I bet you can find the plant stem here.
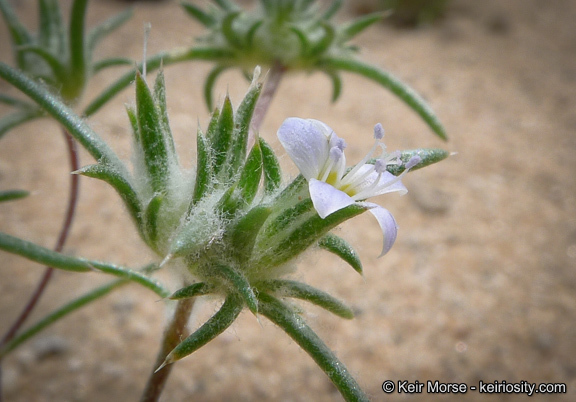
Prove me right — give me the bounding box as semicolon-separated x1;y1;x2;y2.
140;298;195;402
248;61;286;147
0;128;79;402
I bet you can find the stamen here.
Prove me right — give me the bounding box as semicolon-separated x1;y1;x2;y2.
319;146;343;182
373;123;385;140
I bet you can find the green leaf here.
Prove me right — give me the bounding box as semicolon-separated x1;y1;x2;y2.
0;93;36;109
236;141;263;205
382;148;450;176
221;12;243;49
318;234;362;275
214;0;240;12
67;0;89;98
257;293;369;401
324;70;342;102
135;71;171;193
290;26;310;55
230;205;272;263
18;45;66;80
191;129;213;206
0;109;43;140
181;2;216;27
204;65;229;111
245;20;263;50
227;79;262;175
0;189;29;203
211;264;258;314
0;279;128;359
0;0;33;68
257;280;354;319
75;163;143;231
211;95;234;176
88;8;133;54
259;137;281;195
310;22;335;56
323;57;447;140
153;69;176;155
0;232;169;297
168;282;215;300
144;194;164;247
262;204;366;269
83;47;235;116
160;294;242;368
340;12;385;41
38;0;65;54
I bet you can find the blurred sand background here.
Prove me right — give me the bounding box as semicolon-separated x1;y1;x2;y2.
1;0;575;400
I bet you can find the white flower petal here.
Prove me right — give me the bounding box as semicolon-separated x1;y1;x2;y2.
277;118;331;180
358;202;398;257
309;179;355;219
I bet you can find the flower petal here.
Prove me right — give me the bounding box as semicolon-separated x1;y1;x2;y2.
309;179;355;219
358;202;398;257
277;118;331;180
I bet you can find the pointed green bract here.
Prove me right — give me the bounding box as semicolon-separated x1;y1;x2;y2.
153;69;176;155
76;163;142;231
144;194;164;247
135;72;171;194
318;234;362;275
211;95;234;176
162;294;242;365
0;189;29;203
169;282;215;300
236;141;263;205
230;205;272;263
259;137;281;195
210;264;258;314
192;130;212;206
382;148;450;176
257;280;354;319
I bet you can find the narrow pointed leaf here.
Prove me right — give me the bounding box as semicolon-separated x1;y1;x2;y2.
191;130;212;205
228;81;262;174
230;205;272;262
204;65;229;111
290;26;309;55
168;282;215;300
258;293;369;401
181;2;216;27
340;12;385;40
259;137;281;195
0;0;33;69
38;0;64;53
323;57;447;140
68;0;89;95
325;70;342;102
0;279;128;359
83;47;235;116
0;94;36;109
212;264;258;314
18;45;66;79
144;194;164;246
221;12;243;49
153;69;176;155
135;72;170;193
237;141;263;204
0;189;29;203
162;294;242;366
245;20;263;49
257;280;354;319
381;148;450;176
310;23;334;56
0;232;169;297
0;63;122;165
88;8;133;53
212;96;234;176
76;163;142;230
318;234;362;275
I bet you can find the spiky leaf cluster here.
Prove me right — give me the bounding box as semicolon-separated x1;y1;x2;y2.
0;0;133;137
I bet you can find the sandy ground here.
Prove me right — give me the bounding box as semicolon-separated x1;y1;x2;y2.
1;0;575;400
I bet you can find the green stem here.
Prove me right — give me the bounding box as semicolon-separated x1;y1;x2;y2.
140;298;195;402
258;293;369;402
83;47;234;117
0;280;128;359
